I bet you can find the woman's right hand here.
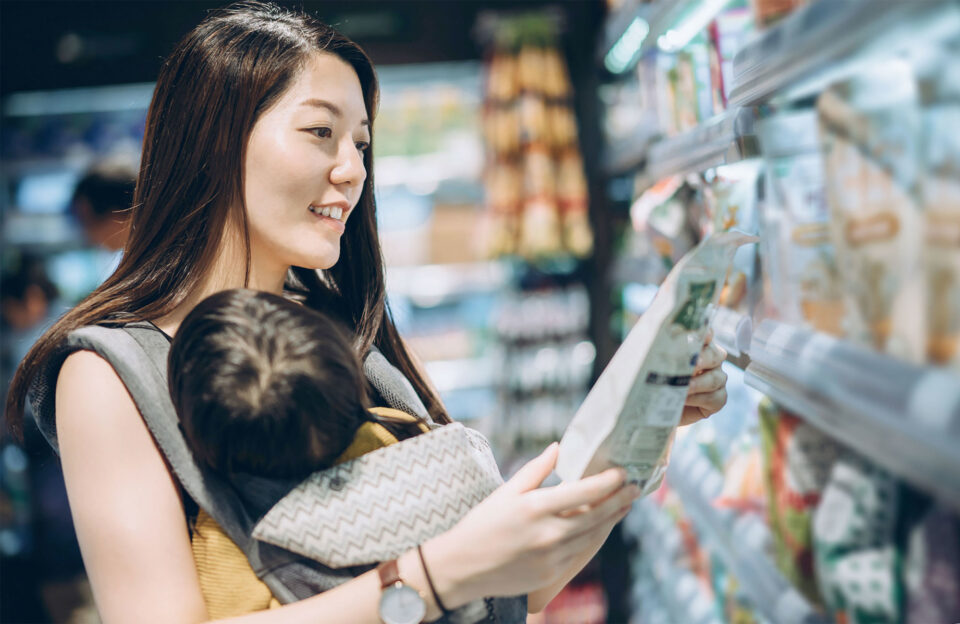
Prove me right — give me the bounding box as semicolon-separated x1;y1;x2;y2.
422;442;640;607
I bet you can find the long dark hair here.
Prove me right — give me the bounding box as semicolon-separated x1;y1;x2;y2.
5;1;450;437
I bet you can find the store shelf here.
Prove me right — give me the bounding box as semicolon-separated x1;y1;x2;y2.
597;0;681;73
603;124;660;176
386;261;509;306
423;356;498;393
598;0;646;67
666;443;830;624
631;0;682;58
2;212;87;251
600;0;739;75
710;306;752;359
630;500;725;624
744;319;960;513
729;0;960;106
639;107;758;189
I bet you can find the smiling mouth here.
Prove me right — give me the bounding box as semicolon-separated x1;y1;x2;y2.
309;205;346;221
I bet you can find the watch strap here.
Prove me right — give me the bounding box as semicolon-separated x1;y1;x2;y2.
377;559;401;590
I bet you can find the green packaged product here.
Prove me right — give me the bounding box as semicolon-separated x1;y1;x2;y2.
812;456;903;624
758;398;838;608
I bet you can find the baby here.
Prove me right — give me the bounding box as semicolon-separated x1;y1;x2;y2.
168;288;424;482
167;288;508;621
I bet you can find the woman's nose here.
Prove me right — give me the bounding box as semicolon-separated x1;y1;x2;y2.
329;141;366;188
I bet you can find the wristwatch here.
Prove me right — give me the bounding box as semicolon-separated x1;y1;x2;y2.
377;559;427;624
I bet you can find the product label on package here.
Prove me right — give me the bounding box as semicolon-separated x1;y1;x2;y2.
611;425;674;471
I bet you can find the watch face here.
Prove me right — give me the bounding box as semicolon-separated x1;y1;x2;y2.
379;583;426;624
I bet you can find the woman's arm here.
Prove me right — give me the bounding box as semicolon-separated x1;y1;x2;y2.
57;351;210;623
57;352;639;624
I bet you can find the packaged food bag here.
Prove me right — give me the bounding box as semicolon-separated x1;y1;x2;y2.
556;231;757;489
918;45;960;368
813;455;904;624
758;398;840;608
817;63;925;362
757;110;844;335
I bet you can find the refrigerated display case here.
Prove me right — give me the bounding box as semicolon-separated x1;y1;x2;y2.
597;0;960;622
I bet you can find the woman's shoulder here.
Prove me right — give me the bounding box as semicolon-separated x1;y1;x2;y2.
30;322;171;453
57;349;141;435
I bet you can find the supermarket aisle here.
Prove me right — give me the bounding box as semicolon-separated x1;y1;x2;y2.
1;0;959;622
600;0;960;622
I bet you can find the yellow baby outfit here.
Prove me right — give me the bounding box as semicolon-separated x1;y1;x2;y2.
190;407;428;618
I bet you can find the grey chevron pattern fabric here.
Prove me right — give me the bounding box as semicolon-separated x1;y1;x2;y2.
252;423;503;568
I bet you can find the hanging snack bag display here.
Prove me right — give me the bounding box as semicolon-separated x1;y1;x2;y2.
918;45;960;369
757;110;844;335
817;63;925;362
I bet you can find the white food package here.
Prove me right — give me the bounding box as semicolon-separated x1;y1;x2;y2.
556;230;757;492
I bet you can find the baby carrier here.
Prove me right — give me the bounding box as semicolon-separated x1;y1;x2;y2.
29;322;527;622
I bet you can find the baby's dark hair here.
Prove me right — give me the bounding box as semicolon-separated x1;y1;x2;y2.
168;288;372;480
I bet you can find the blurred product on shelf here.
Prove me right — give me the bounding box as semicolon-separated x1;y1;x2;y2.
557;231;755;489
757;398;839;608
539;581;608;624
756;110;843;335
703;161;760;310
709;557;757;624
714;429;764;516
812;456;904;624
918;43;960;369
748;0;807;29
810;451;960;624
630;175;701;269
817;62;925;363
481;12;592;260
811;450;960;624
599;69;656;158
709;5;753;106
493;283;592;465
627;160;760;315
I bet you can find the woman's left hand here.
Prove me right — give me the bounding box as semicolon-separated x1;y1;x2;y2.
681;328;728;426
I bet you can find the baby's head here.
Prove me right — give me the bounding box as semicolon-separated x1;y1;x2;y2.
168;288;372;480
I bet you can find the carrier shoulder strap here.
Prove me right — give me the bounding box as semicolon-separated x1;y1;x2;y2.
28;323;264;563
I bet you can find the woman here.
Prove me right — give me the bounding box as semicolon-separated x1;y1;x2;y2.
5;2;729;622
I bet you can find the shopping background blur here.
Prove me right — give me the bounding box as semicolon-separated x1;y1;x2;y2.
2;1;959;623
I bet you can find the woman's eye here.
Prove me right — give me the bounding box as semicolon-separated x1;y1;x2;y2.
355;141;370;153
308;127;333;138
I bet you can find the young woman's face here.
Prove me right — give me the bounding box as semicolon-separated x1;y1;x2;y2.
243;53;370;274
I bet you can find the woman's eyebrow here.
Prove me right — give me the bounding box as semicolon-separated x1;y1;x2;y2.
299;98;370;127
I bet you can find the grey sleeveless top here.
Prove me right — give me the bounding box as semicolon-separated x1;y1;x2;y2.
28;322;527;622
